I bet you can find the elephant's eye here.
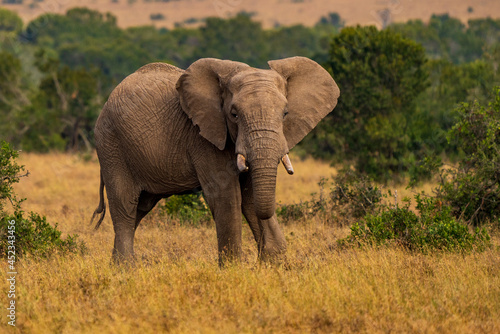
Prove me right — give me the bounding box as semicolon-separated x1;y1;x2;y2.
231;110;238;119
283;111;289;119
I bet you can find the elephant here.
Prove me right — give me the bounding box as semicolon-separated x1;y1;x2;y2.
91;56;339;264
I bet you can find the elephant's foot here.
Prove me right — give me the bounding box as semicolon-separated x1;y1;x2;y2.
217;244;242;267
258;239;287;264
111;231;136;266
111;248;137;268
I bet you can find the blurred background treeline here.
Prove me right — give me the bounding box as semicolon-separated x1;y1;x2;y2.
1;7;500;182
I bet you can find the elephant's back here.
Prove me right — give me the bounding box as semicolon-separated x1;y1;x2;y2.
95;62;200;190
97;62;187;139
106;62;184;116
135;62;183;75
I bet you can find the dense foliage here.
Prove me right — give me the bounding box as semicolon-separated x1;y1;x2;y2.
338;195;491;253
414;87;500;225
0;141;24;212
276;169;491;253
1;209;84;258
159;193;212;226
0;141;85;257
304;26;429;181
1;8;500;181
333;89;500;251
390;14;500;64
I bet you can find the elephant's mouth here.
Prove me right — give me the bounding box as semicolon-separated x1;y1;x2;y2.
236;153;294;175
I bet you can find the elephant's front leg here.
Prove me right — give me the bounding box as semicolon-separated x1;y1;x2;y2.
196;160;243;265
240;174;287;262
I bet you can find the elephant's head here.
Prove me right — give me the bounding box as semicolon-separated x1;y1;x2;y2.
176;57;339;219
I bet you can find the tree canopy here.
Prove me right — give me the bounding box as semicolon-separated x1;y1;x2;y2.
1;7;500;181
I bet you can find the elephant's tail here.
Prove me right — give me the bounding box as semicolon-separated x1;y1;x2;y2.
90;170;106;230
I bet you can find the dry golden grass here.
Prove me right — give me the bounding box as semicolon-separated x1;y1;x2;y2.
276;154;337;204
1;152;499;333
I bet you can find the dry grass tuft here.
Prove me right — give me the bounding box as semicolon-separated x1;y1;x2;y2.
1;152;499;333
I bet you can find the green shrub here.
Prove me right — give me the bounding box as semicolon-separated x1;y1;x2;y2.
0;141;24;212
0;211;85;258
159;193;212;226
330;169;383;224
277;171;383;226
276;199;324;224
275;201;309;223
412;87;500;225
439;87;500;224
339;194;491;253
0;140;85;258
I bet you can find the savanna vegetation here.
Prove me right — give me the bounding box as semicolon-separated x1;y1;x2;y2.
1;6;500;333
1;7;500;176
0;152;498;333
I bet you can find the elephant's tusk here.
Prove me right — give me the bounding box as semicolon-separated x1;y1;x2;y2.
237;154;249;172
281;154;294;175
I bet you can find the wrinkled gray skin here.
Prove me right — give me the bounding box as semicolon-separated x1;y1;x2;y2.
92;57;339;264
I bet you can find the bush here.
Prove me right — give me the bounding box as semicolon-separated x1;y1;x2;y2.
0;141;24;212
276;199;324;224
338;194;491;253
413;87;500;225
0;210;85;257
275;201;310;223
276;171;383;226
440;87;500;224
330;169;383;224
0;141;85;257
159;193;212;226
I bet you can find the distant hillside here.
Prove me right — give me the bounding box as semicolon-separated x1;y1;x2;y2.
2;0;500;29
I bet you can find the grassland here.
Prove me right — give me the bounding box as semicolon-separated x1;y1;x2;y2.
1;153;499;333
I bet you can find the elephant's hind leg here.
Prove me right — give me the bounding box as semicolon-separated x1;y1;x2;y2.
104;177;142;263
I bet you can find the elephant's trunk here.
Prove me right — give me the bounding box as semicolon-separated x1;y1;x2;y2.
251;165;278;220
246;133;283;220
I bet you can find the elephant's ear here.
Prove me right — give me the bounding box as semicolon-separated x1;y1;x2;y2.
268;56;340;150
176;58;250;150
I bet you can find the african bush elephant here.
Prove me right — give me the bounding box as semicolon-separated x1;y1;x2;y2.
91;57;339;264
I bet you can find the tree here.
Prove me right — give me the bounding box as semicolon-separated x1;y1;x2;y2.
267;25;322;61
304;26;429;181
389;19;444;60
468;18;500;49
316;12;344;29
0;51;30;144
58;37;151;81
0;8;23;35
24;8;121;46
408;53;500;161
16;50;103;152
389;15;496;64
195;13;269;68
